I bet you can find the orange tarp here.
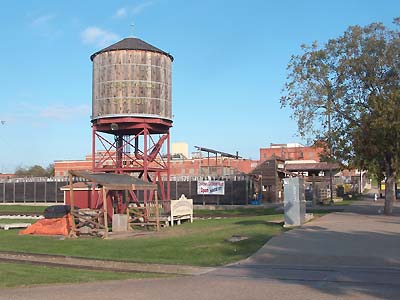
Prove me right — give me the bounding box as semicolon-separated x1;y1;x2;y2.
19;214;73;236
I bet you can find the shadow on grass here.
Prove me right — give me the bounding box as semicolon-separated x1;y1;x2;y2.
194;207;279;217
234;220;284;227
234;220;270;226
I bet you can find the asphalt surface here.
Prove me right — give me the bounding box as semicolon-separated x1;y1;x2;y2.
1;197;400;300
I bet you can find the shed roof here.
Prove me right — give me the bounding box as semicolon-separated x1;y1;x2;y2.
90;37;174;61
69;171;157;191
60;182;95;191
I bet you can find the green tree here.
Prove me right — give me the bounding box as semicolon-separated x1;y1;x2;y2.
281;18;400;214
14;164;54;178
46;163;55;177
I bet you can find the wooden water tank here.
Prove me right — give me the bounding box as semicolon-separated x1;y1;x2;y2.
91;38;173;121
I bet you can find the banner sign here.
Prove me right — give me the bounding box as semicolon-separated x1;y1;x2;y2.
197;181;225;195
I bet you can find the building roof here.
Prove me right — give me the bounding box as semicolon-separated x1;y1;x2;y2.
285;162;340;172
90;37;174;61
249;158;286;175
195;146;241;159
69;170;157;190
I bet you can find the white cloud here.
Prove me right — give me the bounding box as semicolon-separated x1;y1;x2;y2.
131;2;154;15
112;2;154;19
29;13;61;38
3;102;90;125
114;7;127;18
81;26;120;47
30;14;55;27
40;104;90;120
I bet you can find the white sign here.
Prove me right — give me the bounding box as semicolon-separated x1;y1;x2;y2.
197;181;225;195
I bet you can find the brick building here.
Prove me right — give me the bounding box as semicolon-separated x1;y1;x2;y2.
0;173;16;179
260;143;325;162
54;154;258;177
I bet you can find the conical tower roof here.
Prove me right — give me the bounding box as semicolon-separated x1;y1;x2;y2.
90;37;173;61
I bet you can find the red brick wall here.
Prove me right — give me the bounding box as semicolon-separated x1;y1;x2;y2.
260;146;325;162
54;161;92;176
55;157;259;177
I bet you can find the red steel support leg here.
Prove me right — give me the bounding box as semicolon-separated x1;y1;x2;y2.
143;127;148;205
91;125;97;208
115;135;123;173
167;130;171;200
92;126;96;171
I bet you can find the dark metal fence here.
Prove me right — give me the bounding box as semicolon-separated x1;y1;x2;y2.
168;175;253;205
0;175;254;205
0;177;84;204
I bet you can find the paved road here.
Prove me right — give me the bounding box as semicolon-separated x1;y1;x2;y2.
2;198;400;300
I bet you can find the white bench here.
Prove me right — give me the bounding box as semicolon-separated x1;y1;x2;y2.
168;195;193;227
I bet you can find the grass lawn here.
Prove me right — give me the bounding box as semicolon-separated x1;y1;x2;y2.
0;262;161;288
0;218;37;224
0;205;48;214
0;214;285;267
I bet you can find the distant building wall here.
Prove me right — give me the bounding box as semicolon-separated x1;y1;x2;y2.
54;155;258;177
260;143;325;162
171;142;189;159
170;158;258;177
0;174;16;179
54;160;92;177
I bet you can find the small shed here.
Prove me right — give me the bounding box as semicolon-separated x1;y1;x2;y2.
250;158;287;203
66;171;158;238
61;182;99;209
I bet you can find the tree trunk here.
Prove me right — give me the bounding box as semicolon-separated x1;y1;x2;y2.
312;174;317;208
384;172;396;215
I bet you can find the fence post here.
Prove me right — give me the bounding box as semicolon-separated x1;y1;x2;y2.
175;180;178;199
245;177;249;205
23;179;26;203
34;181;36;203
13;181;16;203
44;180;47;203
55;181;58;203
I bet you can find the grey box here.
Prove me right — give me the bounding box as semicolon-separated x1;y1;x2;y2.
112;214;129;232
283;177;306;227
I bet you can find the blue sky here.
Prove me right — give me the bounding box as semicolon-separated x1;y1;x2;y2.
0;0;398;173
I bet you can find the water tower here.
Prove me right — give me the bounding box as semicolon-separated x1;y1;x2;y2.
90;37;173;206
